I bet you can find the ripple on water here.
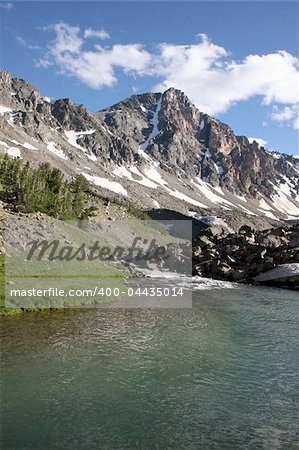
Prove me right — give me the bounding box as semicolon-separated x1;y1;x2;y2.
1;285;298;449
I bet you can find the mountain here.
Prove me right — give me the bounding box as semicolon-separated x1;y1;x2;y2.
0;69;298;229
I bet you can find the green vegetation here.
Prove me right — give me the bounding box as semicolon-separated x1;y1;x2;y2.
0;155;97;220
0;254;23;315
0;154;151;221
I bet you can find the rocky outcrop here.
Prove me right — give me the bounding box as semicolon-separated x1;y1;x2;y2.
192;224;299;288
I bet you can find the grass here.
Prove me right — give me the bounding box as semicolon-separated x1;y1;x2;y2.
0;254;23;316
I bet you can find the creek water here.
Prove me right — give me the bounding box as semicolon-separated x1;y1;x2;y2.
1;283;298;449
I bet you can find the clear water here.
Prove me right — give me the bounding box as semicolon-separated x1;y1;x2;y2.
1;284;298;449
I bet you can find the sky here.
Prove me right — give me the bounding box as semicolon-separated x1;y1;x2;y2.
0;1;298;155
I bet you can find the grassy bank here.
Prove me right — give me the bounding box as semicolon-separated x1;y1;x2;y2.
0;254;23;316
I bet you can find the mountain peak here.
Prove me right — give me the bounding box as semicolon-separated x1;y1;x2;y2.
0;71;298;222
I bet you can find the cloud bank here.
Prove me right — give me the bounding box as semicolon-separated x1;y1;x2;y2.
31;22;299;128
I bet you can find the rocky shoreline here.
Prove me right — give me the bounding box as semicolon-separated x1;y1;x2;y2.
192;223;299;289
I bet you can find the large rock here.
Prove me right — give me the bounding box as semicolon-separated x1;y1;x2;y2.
254;263;299;288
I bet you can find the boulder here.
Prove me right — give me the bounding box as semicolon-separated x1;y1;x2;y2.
254;263;299;288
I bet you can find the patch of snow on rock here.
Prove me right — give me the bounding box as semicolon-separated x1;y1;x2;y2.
191;178;235;208
113;165;158;189
0;106;12;115
258;198;273;211
65;129;95;150
143;165;168;187
214;162;225;175
168;190;207;208
272;183;299;217
188;212;233;232
22;142;38;150
82;173;128;196
7;147;21;158
139;94;162;151
46;142;68;160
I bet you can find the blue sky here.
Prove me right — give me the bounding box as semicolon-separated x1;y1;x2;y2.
0;1;298;155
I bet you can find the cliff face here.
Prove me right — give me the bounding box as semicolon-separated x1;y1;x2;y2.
0;69;298;226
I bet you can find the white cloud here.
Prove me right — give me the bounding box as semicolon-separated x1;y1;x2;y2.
16;36;41;50
84;28;110;40
46;22;83;54
37;22;151;88
153;42;299;115
248;137;268;148
0;2;14;10
36;24;299;122
271;104;299;129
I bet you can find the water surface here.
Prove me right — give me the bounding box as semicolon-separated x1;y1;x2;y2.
1;284;298;449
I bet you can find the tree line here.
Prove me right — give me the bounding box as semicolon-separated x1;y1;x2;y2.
0;154;97;220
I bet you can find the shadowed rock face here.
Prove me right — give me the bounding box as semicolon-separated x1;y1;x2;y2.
0;70;298;222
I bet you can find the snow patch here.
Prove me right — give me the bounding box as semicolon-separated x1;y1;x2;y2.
6;147;21;158
22;142;38;150
140;94;162;151
191;178;235;208
46;142;68;160
272;184;299;217
0;140;9;148
82;173;128;196
237;204;257;216
258;198;273;211
168;190;207;208
214;162;225;175
65;129;96;160
10;139;22;146
0;106;12;115
65;129;95;150
113;165;158;189
143;165;168;187
258;209;278;220
236;194;247;203
188;212;233;232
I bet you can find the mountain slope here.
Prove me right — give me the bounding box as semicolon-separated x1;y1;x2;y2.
0;69;298;227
